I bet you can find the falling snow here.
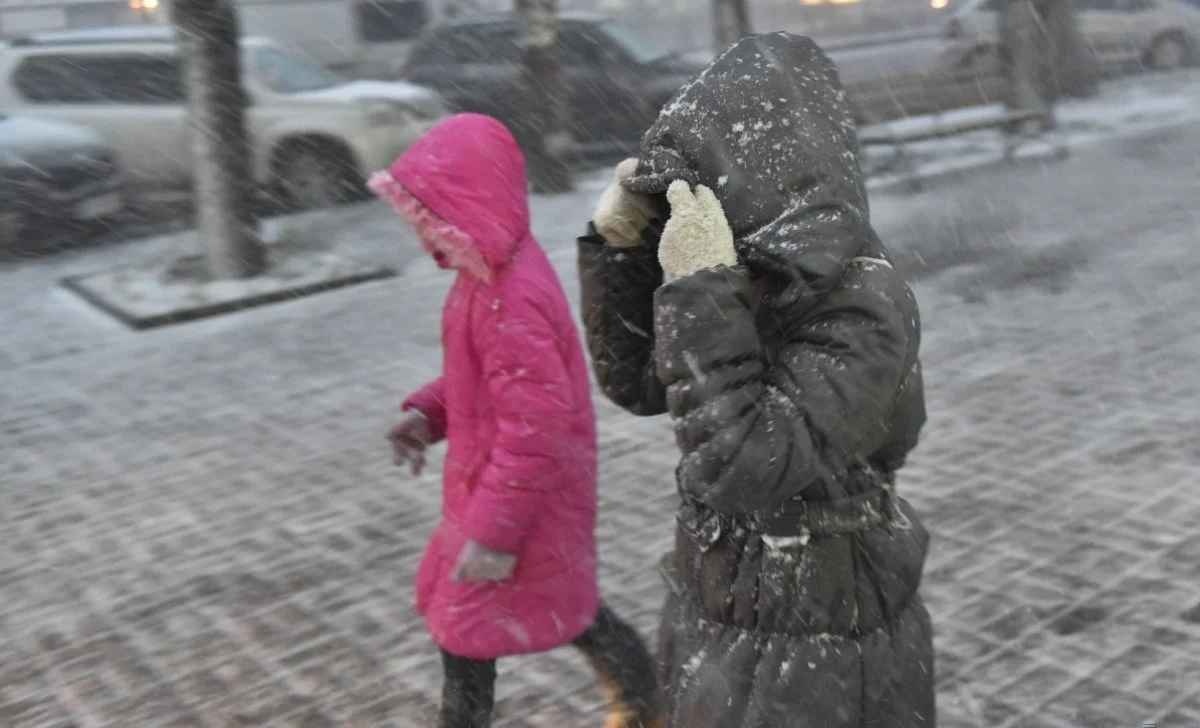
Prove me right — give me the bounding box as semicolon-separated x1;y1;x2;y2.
1;4;1199;727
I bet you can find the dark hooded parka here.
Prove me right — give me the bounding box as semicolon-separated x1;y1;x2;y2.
578;33;934;727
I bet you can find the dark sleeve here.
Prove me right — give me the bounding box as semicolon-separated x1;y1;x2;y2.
577;222;668;416
653;263;919;514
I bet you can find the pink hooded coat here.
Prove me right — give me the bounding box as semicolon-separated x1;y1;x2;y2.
373;114;600;660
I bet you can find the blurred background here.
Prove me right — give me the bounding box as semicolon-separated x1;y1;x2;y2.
3;1;1200;727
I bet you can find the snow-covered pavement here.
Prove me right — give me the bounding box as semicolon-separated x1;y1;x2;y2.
2;75;1200;727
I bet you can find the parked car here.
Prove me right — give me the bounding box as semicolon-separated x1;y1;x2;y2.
0;113;123;251
0;27;447;210
944;0;1200;71
829;37;1004;123
402;13;706;156
0;0;435;79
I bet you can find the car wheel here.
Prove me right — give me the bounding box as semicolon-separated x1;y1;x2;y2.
1149;34;1189;70
278;146;359;211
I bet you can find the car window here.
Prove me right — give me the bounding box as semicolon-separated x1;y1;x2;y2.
560;28;615;68
252;46;343;93
410;27;519;67
355;0;428;44
472;28;521;64
14;53;184;104
407;32;457;67
13;56;91;104
597;22;660;65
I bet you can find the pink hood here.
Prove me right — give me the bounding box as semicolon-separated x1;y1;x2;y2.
370;114;531;279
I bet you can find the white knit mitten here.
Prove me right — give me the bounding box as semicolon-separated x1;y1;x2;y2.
592;158;657;248
658;181;737;280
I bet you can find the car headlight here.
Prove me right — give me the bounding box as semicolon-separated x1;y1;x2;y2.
364;101;415;127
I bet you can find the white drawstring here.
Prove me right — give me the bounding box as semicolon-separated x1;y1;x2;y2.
848;256;894;270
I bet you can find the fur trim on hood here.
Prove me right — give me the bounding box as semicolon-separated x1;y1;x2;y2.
372;113;532;281
369;170;492;282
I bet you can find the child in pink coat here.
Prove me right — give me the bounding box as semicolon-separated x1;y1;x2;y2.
372;114;661;728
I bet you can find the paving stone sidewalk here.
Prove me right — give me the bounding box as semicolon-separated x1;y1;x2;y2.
3;124;1200;728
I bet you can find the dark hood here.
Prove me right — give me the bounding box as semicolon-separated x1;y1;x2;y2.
626;32;878;308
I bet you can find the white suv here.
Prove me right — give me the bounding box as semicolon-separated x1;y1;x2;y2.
0;27;447;209
945;0;1200;71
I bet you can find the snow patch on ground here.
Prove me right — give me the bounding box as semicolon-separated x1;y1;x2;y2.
62;229;394;328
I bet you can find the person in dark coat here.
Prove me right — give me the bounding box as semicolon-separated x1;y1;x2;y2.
577;33;935;727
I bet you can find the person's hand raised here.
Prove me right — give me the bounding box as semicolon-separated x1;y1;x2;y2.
658;180;737;281
593;158;658;248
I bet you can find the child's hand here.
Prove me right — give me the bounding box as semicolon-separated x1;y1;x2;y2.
453;540;517;583
388;412;433;476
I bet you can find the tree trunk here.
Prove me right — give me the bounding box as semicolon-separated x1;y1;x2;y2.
712;0;752;52
174;0;265;279
1039;0;1099;99
1000;0;1049;132
514;0;573;194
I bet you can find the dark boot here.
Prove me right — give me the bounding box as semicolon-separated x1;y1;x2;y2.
574;604;665;728
439;650;497;728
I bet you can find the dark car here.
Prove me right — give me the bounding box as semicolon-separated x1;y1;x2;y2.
401;13;705;156
0;113;124;252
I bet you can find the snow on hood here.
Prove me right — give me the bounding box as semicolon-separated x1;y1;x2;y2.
0;115;107;158
626;32;882;310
